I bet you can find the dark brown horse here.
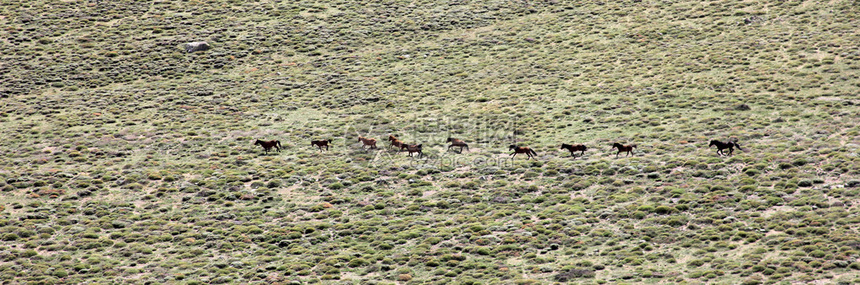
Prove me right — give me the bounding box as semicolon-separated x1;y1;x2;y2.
560;143;587;158
404;144;423;157
358;136;377;150
254;139;281;153
447;137;469;153
311;139;333;151
388;135;406;151
509;145;538;160
611;143;636;157
709;140;744;156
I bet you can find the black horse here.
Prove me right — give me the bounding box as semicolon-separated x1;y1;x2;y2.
709;140;744;156
560;143;587;158
311;139;333;151
254;139;282;153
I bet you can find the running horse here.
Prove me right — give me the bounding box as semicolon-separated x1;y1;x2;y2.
610;143;636;157
509;145;538;160
709;139;744;156
560;143;587;158
254;139;282;153
446;137;469;153
388;135;406;151
358;136;378;150
404;144;423;158
311;139;333;152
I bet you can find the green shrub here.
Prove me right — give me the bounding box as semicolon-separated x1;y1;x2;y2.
348;258;369;267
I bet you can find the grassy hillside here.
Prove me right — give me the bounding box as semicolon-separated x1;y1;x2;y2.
1;0;859;284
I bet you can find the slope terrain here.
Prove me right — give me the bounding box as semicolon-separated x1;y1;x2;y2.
1;0;859;284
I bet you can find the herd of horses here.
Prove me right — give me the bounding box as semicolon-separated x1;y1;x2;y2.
254;136;745;159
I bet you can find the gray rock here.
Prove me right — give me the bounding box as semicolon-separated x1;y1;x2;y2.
184;41;210;53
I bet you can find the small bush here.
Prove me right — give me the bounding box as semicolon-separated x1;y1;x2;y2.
348;258;369;267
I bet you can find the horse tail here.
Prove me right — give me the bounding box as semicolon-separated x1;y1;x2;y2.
734;142;744;151
277;141;282;148
529;149;538;157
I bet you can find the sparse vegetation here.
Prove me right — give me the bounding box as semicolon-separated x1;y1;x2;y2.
0;0;858;283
